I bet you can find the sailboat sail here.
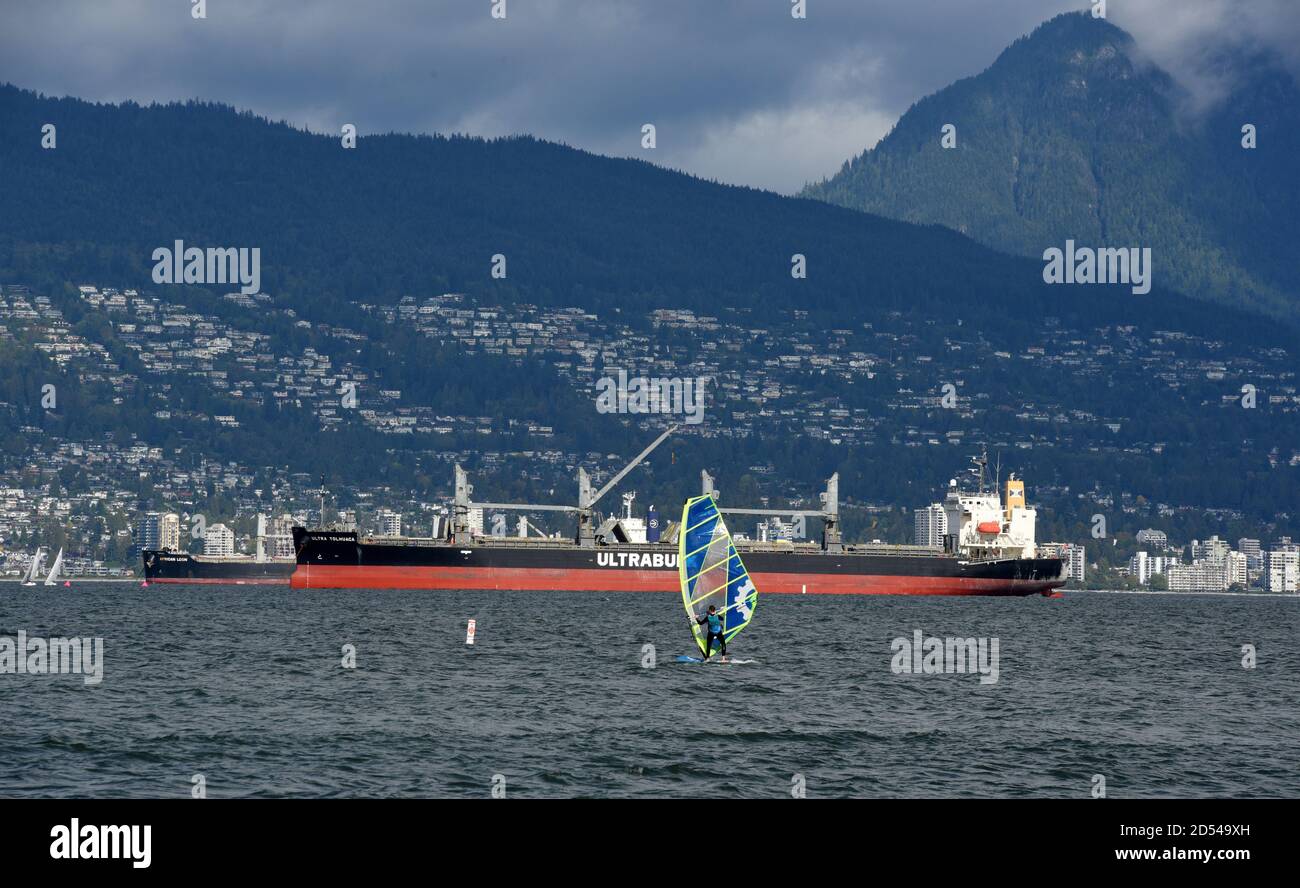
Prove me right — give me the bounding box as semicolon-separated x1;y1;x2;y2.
678;495;757;654
44;548;64;585
23;548;44;584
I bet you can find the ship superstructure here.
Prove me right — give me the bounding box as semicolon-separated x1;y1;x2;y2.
943;452;1039;560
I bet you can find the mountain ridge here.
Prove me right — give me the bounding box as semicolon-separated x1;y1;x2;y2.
2;75;1275;344
803;12;1300;322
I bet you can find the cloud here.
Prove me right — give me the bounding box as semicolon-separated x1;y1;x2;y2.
1110;0;1300;113
0;1;1295;192
644;102;897;195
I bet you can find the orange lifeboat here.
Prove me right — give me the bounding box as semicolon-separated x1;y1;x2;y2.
976;521;1001;534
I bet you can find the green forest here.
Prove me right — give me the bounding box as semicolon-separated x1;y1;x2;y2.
804;12;1300;323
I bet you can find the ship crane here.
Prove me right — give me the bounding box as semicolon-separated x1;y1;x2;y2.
449;425;842;552
701;469;842;553
452;424;678;546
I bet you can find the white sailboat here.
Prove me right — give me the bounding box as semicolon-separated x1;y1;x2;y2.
43;548;64;586
21;548;44;586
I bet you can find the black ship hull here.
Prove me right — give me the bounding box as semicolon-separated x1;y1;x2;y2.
142;550;295;585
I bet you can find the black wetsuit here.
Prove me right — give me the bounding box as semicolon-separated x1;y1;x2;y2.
696;613;728;658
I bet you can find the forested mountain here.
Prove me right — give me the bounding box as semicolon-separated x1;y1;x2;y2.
0;74;1297;554
803;13;1300;322
0;77;1273;343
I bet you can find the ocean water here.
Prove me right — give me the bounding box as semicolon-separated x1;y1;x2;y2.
1;584;1297;798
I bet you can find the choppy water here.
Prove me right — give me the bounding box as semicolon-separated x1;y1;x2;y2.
1;584;1297;798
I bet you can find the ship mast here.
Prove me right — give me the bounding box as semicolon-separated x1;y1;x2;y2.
971;448;989;494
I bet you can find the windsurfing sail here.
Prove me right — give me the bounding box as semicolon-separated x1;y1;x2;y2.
679;495;757;654
22;548;43;585
44;548;64;586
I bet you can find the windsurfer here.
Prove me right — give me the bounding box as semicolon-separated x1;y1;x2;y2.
694;605;728;660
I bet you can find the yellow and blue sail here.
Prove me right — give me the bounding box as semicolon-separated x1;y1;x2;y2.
679;494;757;654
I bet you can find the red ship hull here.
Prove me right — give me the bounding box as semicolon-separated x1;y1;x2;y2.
291;563;1062;596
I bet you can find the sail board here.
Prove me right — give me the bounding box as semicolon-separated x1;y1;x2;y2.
22;548;44;585
44;548;64;586
679;494;757;655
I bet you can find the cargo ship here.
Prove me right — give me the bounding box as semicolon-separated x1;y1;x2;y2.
142;515;295;585
292;529;1063;595
292;434;1065;596
142;550;295;584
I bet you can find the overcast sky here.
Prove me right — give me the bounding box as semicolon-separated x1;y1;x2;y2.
2;0;1297;193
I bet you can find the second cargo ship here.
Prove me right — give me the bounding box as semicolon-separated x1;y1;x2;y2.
143;515;295;584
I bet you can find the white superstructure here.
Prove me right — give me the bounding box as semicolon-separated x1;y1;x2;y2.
941;456;1038;560
619;492;648;544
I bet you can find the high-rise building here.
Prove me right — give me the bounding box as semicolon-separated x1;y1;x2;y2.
159;513;181;552
1129;551;1152;585
1067;546;1085;583
133;512;162;554
1225;551;1248;588
1237;538;1262;570
1264;550;1299;593
1191;536;1230;563
203;523;236;557
1166;560;1230;593
913;504;947;548
376;509;402;537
